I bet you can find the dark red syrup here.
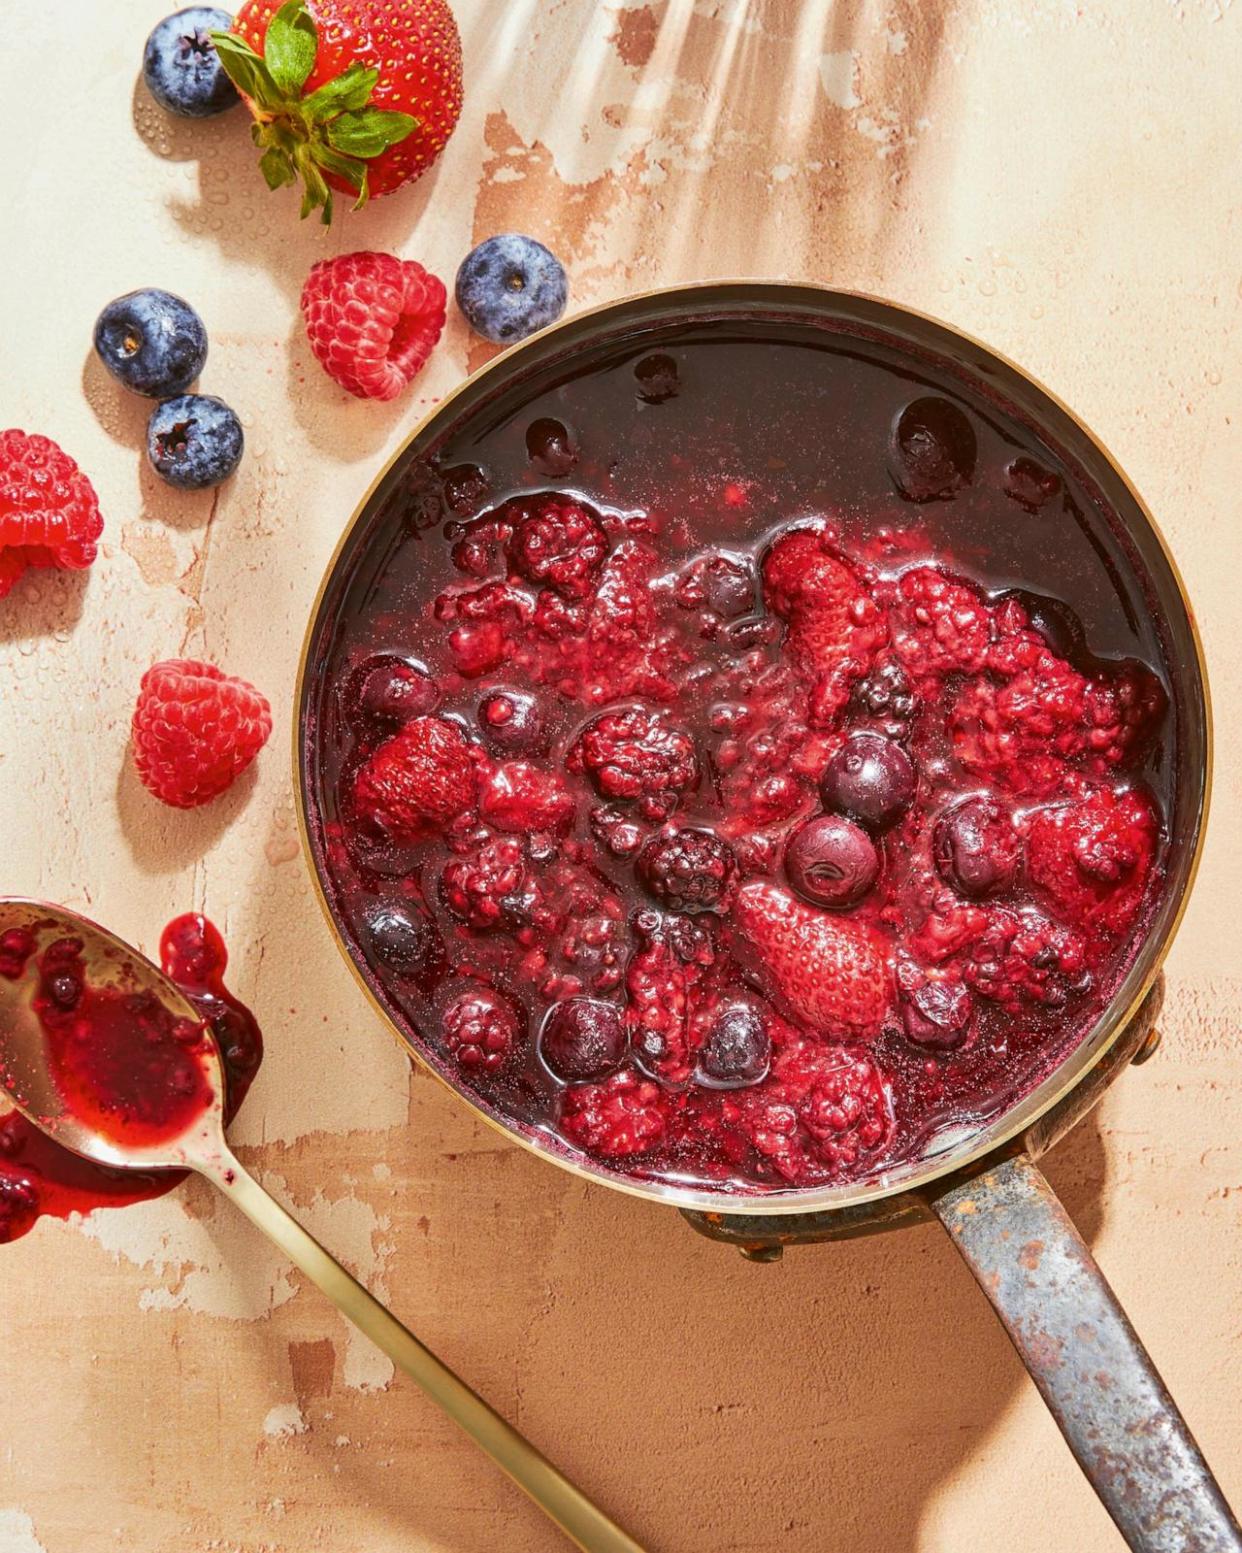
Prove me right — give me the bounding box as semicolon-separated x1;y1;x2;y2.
0;916;262;1243
303;318;1174;1195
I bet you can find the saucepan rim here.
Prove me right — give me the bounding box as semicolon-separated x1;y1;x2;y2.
292;280;1211;1218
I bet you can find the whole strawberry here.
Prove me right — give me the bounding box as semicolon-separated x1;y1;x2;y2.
301;252;445;400
0;430;104;600
133;659;272;808
730;879;890;1038
214;0;462;223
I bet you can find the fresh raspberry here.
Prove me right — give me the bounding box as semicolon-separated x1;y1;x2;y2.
0;430;104;600
1027;785;1157;941
301;252;446;402
441;837;534;930
884;566;992;684
353;715;476;840
637;828;738;914
728;1040;893;1184
479;762;575;835
504;493;609;599
761;528;885;720
442;988;519;1072
568;706;699;821
729;880;890;1038
131;659;272;809
560;1068;671;1159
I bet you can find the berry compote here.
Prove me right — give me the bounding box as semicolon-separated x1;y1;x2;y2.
0;916;262;1242
304;316;1173;1196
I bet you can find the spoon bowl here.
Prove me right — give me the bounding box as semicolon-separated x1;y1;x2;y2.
0;898;229;1173
0;896;642;1553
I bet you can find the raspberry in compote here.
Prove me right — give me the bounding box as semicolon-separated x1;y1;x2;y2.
307;319;1173;1195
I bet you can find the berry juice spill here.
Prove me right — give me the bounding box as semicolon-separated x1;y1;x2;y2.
303;319;1175;1195
0;916;262;1243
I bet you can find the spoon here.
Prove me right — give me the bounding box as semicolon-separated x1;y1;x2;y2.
0;899;642;1553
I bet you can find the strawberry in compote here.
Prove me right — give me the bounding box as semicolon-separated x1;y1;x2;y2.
305;322;1172;1194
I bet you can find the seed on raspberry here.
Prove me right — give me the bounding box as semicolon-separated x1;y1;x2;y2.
784;814;879;910
698;1002;771;1088
504;492;609;599
442;988;520;1073
540;998;627;1081
888;396;977;502
301;252;447;402
569;706;699;821
637;828;737;914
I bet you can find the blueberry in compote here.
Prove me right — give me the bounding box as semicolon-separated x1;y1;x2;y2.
477;688;547;755
889;396;977;502
356;656;440;726
698;1002;771;1088
934;796;1021;899
900;975;974;1051
359;901;438;976
540;998;627;1081
784;814;879;910
634;352;679;403
525;417;577;476
820;733;916;832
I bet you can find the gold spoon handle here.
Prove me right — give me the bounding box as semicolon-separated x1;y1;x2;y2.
203;1149;644;1553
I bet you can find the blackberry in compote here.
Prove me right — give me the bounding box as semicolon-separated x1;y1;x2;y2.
306;317;1173;1195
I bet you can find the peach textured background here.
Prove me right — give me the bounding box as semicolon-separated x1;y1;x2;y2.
1;2;1240;1550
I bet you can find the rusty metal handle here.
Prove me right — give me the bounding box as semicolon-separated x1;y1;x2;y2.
933;1155;1241;1552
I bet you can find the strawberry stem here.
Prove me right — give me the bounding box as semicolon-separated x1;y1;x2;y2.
210;0;418;224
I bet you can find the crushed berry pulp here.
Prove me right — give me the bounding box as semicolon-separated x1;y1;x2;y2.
304;318;1174;1195
0;916;262;1243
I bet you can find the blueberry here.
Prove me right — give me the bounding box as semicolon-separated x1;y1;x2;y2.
698;1002;771;1088
888;396;977;502
143;8;240;118
540;998;626;1081
355;656;440;726
933;796;1020;899
359;901;435;976
525;417;577;476
477;688;547;755
784;814;879;910
147;394;243;490
900;977;973;1051
455;235;569;345
94;289;208;398
820;733;916;832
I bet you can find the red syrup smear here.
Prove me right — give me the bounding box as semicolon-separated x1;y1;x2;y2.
0;916;262;1244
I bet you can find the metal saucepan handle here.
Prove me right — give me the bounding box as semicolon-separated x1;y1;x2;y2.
932;1155;1241;1552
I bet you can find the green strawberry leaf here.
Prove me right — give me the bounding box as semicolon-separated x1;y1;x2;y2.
259;146;297;191
264;0;318;97
310;142;367;194
325;107;417;159
301;62;379;121
210;32;283;113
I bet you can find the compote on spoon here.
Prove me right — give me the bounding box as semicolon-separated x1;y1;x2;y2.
0;898;641;1553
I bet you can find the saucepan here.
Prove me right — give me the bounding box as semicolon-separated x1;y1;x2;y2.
294;283;1238;1551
